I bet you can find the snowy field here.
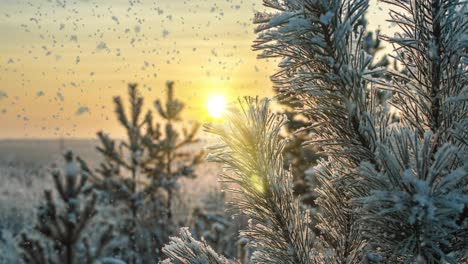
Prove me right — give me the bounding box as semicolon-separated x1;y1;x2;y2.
0;139;222;262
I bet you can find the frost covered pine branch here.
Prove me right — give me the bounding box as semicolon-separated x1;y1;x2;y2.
356;0;468;261
253;0;391;261
205;97;315;264
163;97;316;263
252;0;467;262
162;227;234;264
357;128;468;262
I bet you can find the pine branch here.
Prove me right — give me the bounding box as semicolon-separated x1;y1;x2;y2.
253;1;392;260
363;1;468;261
162;228;235;264
357;128;468;262
382;0;468;141
205;97;315;264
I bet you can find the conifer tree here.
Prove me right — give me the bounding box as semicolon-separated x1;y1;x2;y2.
358;0;468;261
163;0;467;263
18;151;114;264
81;82;203;262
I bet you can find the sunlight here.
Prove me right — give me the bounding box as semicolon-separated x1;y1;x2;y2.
249;174;265;194
206;95;226;119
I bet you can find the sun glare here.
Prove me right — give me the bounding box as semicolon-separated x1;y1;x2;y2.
207;95;226;119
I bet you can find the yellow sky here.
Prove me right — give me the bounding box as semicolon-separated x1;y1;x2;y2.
0;0;392;139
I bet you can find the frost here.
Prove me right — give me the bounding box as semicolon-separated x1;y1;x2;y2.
278;17;310;33
268;12;297;27
65;161;79;178
97;258;126;264
319;11;334;25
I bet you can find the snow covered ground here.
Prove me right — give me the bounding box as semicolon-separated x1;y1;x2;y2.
0;139;222;262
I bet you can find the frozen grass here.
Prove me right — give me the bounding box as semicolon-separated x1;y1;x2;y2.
0;139;224;262
0;162;51;234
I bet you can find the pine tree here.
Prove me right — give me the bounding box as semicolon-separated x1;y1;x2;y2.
163;0;467;263
80;82;203;262
357;0;468;261
18;151;114;264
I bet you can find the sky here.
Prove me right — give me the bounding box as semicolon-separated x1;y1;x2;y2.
0;0;392;139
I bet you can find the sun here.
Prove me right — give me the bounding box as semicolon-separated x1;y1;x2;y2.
206;95;226;119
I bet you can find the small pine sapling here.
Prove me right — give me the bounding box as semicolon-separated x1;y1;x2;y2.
82;82;203;261
18;151;114;264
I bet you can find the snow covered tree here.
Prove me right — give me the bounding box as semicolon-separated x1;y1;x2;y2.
357;0;468;261
163;0;467;263
18;151;114;264
80;82;203;262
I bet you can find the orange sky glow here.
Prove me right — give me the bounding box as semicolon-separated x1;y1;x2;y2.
0;0;391;139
